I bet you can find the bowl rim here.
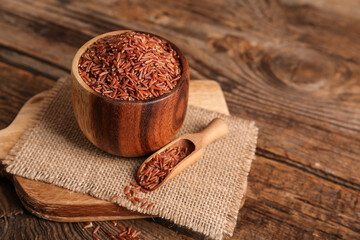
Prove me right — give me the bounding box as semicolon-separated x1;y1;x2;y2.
71;30;189;105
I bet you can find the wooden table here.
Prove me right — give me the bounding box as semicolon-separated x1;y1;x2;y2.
0;0;359;239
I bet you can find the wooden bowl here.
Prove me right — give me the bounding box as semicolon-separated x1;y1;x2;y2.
71;30;190;157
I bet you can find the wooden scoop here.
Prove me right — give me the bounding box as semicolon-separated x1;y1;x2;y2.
137;118;228;191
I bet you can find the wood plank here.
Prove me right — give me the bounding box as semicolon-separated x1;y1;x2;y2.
0;178;23;218
0;214;190;240
236;156;360;239
0;62;54;129
0;44;68;80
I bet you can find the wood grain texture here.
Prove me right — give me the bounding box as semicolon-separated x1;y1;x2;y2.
13;176;149;222
0;178;23;218
71;30;190;157
0;0;359;239
137;118;228;191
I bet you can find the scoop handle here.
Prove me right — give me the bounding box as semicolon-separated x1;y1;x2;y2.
198;118;228;146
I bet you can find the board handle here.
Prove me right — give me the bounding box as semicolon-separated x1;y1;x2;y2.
198;118;228;146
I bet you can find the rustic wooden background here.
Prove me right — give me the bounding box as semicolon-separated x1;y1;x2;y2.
0;0;359;239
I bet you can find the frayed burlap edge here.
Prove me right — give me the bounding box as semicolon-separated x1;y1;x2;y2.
2;77;67;167
224;123;258;239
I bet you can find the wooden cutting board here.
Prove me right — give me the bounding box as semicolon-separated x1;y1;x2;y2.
0;80;241;222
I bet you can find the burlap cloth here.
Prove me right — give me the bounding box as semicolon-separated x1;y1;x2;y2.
3;77;258;239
